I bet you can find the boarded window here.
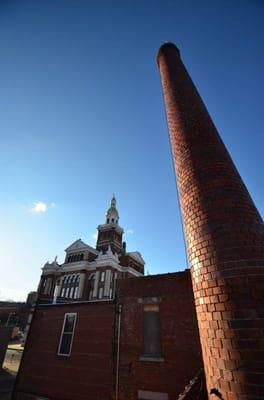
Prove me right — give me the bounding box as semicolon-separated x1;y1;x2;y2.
138;390;168;400
142;305;161;357
58;313;77;356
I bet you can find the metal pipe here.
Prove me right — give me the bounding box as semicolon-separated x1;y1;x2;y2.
115;304;122;400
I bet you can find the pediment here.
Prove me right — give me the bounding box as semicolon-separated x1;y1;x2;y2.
65;239;97;254
127;251;145;265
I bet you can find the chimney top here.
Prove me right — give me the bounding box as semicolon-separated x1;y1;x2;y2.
157;42;180;65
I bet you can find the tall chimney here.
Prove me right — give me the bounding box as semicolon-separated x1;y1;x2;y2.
157;42;264;399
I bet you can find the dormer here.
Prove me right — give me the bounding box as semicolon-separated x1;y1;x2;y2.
64;239;98;263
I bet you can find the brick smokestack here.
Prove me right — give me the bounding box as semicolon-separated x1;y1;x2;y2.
157;42;264;399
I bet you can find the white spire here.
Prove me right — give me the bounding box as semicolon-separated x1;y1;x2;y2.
105;195;119;225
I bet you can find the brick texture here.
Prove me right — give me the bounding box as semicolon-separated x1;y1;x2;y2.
12;272;202;400
13;302;115;400
157;42;264;399
116;272;202;400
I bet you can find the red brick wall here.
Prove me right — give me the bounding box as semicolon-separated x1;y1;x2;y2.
157;42;264;399
13;302;115;400
116;272;202;400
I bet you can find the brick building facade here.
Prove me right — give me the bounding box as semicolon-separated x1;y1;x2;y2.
13;272;203;400
12;43;263;400
116;273;203;400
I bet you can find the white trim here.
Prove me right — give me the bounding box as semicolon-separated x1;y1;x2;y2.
39;298;113;307
43;259;143;277
60;261;93;272
57;312;77;357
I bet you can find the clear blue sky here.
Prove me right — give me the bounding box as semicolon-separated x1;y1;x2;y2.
0;0;263;301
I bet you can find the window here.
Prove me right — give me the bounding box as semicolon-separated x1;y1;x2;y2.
58;313;77;356
42;278;47;289
142;305;162;359
100;271;105;282
138;390;168;400
109;287;113;299
89;274;95;300
98;287;103;299
59;274;80;300
73;287;78;299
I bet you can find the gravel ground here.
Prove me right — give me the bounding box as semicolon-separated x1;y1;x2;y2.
0;347;23;400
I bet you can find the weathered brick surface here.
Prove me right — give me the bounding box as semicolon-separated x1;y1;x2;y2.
157;42;264;399
116;272;202;400
13;272;202;400
13;302;115;400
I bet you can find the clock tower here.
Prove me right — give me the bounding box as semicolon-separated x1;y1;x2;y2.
96;196;124;254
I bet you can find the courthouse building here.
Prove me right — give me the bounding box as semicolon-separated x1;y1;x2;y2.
13;197;204;400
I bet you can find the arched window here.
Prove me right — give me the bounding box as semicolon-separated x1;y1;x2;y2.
59;272;82;301
89;274;95;300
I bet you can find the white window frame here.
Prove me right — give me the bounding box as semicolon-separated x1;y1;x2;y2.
57;312;77;357
100;271;105;282
98;287;103;299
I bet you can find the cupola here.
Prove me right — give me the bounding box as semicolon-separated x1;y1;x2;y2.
105;195;119;225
